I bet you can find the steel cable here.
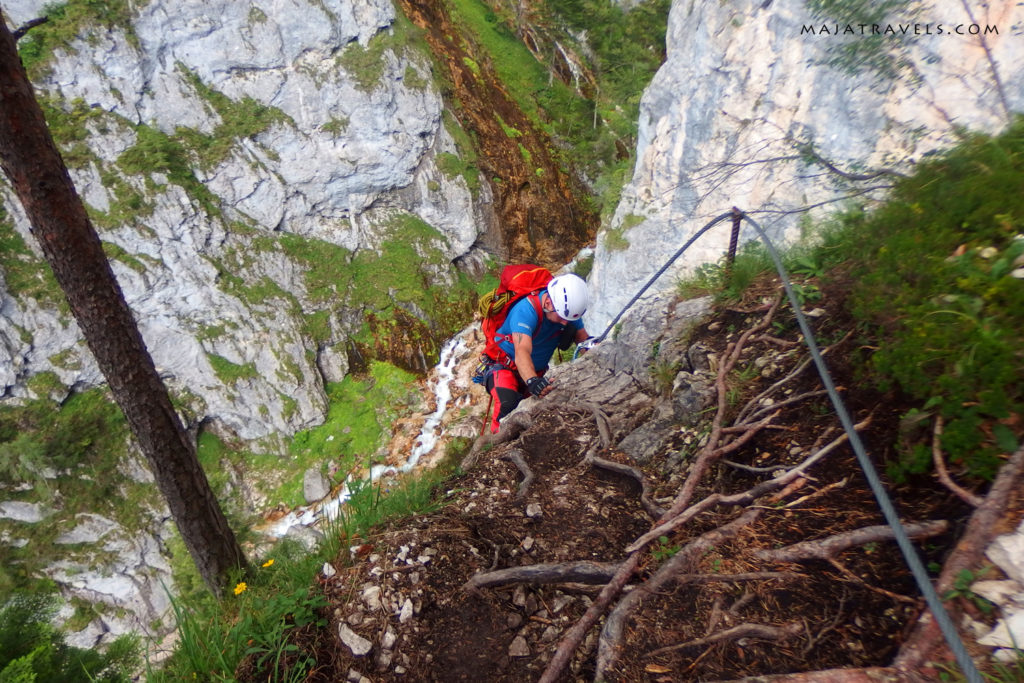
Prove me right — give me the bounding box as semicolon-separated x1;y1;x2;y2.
590;209;983;682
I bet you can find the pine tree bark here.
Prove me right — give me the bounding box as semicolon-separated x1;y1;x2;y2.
0;15;248;595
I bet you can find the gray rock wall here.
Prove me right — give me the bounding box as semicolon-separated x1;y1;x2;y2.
588;0;1024;333
0;0;490;441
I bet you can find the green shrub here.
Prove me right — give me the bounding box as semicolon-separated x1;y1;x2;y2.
0;591;139;682
833;122;1024;479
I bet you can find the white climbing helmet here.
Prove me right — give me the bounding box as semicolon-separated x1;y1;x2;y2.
546;273;589;321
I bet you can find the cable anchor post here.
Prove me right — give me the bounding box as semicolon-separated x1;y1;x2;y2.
724;206;743;280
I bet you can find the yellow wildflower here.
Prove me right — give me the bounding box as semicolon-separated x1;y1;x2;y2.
233;582;247;595
262;558;275;568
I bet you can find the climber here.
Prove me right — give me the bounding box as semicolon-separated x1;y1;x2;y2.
483;273;591;433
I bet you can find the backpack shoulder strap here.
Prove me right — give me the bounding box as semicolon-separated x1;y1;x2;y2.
527;292;544;332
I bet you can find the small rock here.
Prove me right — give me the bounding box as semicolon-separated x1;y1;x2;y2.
552;596;573;614
540;625;560;643
521;536;535;552
526;503;543;518
410;571;420;585
381;626;398;650
525;594;539;615
338;624;373;656
507;613;524;629
395;665;407;675
399;598;414;623
417;554;432;564
512;585;528;607
302;468;331;503
322;562;337;578
347;611;365;626
509;635;531;657
361;585;382;611
978;611;1024;648
376;650;393;671
971;579;1023;608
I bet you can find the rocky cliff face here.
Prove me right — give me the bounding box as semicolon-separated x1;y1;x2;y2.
588;0;1024;332
1;0;488;442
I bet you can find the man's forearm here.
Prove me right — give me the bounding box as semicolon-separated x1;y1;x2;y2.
515;348;538;381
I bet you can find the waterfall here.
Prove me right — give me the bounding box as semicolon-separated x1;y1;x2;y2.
262;327;474;538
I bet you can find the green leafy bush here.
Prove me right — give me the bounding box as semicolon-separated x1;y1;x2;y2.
0;591;139;682
823;120;1024;479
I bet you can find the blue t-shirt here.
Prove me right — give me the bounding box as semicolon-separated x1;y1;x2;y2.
495;293;583;371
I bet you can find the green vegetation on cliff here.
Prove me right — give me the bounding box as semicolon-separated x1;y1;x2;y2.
683;118;1024;482
445;0;670;218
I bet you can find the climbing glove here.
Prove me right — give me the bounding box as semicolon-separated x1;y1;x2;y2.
526;376;550;397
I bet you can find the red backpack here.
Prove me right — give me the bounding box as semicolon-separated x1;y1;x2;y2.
478;264;552;362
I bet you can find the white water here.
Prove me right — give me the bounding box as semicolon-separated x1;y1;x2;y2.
263;329;473;538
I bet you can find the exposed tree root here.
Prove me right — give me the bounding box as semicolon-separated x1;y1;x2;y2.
461;409;537;469
676;571;804;587
725;668;929;682
931;416;984;508
626;422;867;554
895;442;1024;672
826;558;919;605
587;455;665;519
645;621;803;659
570;401;613;448
596;509;763;679
463;560;622;591
754;520;949;563
500;449;533;500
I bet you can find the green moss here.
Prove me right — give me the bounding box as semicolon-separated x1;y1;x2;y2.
35;97;106;169
207;353;259;385
338;34;393;92
276;233;353;304
47;348;82;371
322;117;350;137
0;388;145;592
602;224;630;251
117;124;219;217
517;143;532;164
403;64;429;90
196;323;236;343
303;311;333;346
436;152;480;195
287;361;418;474
17;0;144;78
26;371;66;399
101;241;148;273
177;67;294;169
336;11;429;92
494;113;522;138
0;206;62;307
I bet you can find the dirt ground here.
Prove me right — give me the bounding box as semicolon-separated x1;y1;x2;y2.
245;282;1023;682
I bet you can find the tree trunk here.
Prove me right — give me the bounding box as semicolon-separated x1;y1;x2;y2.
0;14;248;595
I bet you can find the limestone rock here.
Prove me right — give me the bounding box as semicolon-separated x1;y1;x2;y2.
338;624;373;657
303;469;332;504
588;0;1024;333
508;635;531;657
